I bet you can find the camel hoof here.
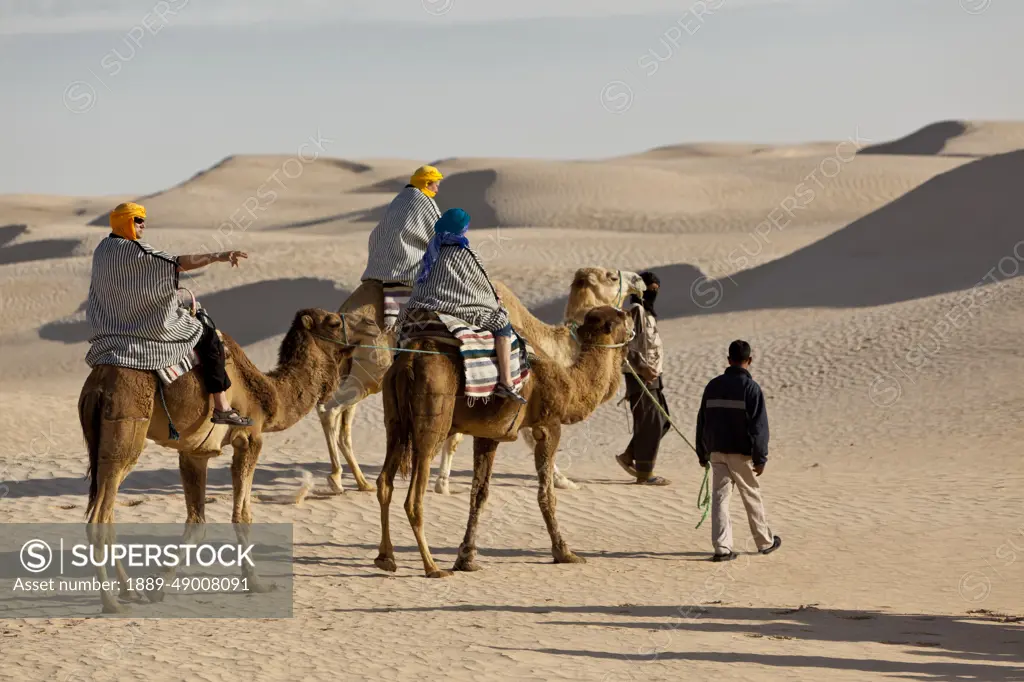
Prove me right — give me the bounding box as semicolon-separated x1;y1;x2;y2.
357;482;377;493
554;475;580;490
434;477;450;495
118;589;145;604
427;569;454;578
144;586;166;603
326;476;345;495
374;555;398;573
453;559;483;572
555;552;586;565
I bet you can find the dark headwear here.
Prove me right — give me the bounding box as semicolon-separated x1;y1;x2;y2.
416;208;471;285
634;270;660;318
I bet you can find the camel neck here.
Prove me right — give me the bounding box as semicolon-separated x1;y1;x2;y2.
264;337;340;432
564;345;625;421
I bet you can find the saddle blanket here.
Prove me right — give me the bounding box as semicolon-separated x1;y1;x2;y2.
156;349;199;386
399;310;532;402
382;283;413;328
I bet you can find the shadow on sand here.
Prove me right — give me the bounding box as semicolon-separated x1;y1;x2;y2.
647;150;1024;320
330;602;1023;680
0;224;81;266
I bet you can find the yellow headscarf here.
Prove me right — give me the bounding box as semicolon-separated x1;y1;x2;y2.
409;165;443;198
109;202;146;240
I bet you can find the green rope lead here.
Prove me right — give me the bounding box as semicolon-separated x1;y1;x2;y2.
623;359;711;529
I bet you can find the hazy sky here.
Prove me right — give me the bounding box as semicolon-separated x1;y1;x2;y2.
2;0;1021;195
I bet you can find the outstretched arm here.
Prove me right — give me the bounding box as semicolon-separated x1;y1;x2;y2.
177;251;247;272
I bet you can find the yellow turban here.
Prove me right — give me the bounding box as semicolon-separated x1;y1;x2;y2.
109;202;146;240
409;165;443;197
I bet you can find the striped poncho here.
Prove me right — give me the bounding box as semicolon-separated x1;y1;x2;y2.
402;244;509;332
360;186;441;285
85;235;204;371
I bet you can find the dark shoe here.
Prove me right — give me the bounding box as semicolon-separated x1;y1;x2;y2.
615;453;638;477
494;382;527;405
760;535;782;555
211;408;253;427
711;551;736;562
635;475;671;486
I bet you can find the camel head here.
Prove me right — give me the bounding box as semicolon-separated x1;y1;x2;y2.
279;308;354;364
564;268;646;323
574;305;633;349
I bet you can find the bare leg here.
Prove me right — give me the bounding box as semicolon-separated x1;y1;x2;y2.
212;392;232;412
433;432;464;495
494;335;514;386
453;437;498;572
532;424;584;564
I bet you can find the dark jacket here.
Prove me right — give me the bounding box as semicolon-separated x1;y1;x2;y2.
694;366;769;467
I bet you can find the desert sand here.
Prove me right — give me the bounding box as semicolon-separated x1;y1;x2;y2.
1;119;1022;681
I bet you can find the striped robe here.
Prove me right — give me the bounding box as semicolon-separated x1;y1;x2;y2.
85;235;204;371
360;185;441;285
402;244;510;331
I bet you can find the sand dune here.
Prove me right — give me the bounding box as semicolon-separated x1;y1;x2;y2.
1;120;1022;681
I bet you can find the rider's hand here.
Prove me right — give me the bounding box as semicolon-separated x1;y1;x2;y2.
221;251;248;267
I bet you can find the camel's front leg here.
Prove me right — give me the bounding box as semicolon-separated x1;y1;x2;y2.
319;402;373;493
521;427;578;490
433;432;464;495
532;424;585;564
230;433;272;593
148;453;209;603
453;437;498;572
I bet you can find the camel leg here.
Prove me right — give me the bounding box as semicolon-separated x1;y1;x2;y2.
86;416;149;614
340;404;375;492
521;427;578;490
532;424;585;565
453;437;498;572
149;454;209;602
433;432;464;495
373;430;405;573
318;402;348;494
230;433;272;593
407;426;452;578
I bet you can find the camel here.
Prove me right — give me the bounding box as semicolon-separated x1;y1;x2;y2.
317;267;644;495
78;307;369;613
374;305;634;577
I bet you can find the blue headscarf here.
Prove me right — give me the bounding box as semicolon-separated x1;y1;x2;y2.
416;208;471;285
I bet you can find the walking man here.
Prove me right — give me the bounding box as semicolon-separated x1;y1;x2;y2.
615;271;672;485
695;340;781;561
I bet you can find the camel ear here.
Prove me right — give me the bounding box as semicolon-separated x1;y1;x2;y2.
302;314;313;330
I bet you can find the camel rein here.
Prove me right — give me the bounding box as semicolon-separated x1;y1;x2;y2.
622;358;711;529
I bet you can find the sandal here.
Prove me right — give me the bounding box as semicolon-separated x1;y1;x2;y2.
211;408;253;427
634;475;671;486
494;382;527;405
615;453;638;477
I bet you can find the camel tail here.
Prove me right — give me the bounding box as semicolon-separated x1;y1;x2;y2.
387;353;416;479
78;386;104;519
